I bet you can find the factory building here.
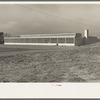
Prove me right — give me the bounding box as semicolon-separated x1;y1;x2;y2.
4;33;83;46
4;29;97;46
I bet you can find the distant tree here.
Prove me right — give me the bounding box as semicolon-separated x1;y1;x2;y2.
4;33;11;37
0;32;4;44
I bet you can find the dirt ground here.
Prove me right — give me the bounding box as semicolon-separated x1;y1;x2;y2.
0;42;100;82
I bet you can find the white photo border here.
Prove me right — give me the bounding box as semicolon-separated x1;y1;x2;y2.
0;1;100;98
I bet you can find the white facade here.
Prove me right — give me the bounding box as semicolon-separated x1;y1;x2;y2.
4;33;82;46
84;29;89;38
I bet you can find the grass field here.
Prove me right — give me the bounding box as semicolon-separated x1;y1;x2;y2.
0;42;100;82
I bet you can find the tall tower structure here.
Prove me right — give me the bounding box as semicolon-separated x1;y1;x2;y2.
84;29;89;38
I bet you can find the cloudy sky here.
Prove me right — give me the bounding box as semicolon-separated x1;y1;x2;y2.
0;4;100;37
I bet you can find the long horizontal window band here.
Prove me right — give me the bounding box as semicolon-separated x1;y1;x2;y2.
66;38;74;43
36;38;44;43
51;38;57;43
19;36;75;38
58;38;65;43
4;37;75;44
44;38;51;43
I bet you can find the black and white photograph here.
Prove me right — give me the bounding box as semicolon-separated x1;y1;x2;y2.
1;1;100;98
0;2;100;83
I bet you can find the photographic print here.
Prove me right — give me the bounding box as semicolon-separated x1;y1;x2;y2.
0;1;100;98
0;2;100;83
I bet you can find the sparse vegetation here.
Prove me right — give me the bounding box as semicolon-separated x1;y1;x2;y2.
0;43;100;82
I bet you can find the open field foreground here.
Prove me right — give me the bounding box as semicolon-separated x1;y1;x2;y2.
0;43;100;82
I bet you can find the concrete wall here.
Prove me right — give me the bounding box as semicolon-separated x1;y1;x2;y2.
83;36;98;45
75;36;83;46
4;43;75;46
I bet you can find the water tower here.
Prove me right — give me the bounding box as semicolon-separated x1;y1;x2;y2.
84;29;89;38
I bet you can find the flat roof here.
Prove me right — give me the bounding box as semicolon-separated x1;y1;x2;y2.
4;33;82;39
5;35;75;39
20;33;77;37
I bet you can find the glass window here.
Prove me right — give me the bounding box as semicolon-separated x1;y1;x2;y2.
51;38;57;43
11;39;18;43
44;38;50;43
66;38;74;43
31;38;37;43
22;38;31;43
58;38;65;43
19;38;26;43
37;38;44;43
5;38;12;43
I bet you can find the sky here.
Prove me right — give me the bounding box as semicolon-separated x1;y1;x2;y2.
0;4;100;37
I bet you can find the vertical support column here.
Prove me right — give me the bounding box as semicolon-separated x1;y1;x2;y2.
50;38;51;43
74;36;75;46
25;38;27;43
22;38;23;43
65;37;66;44
19;37;21;43
18;38;19;43
43;38;44;43
24;38;25;43
31;38;32;43
36;38;37;43
29;38;31;43
57;38;58;44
